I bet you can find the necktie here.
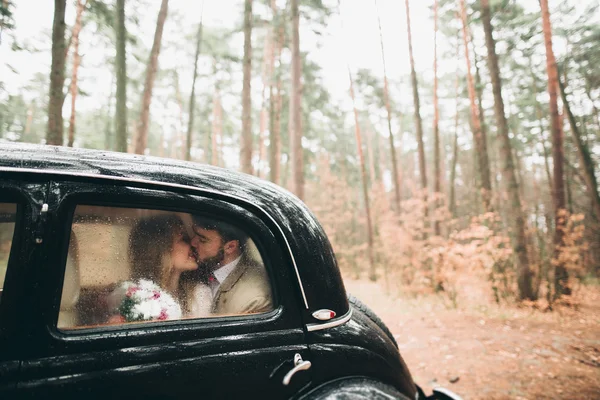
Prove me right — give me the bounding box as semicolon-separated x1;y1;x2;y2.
208;273;219;297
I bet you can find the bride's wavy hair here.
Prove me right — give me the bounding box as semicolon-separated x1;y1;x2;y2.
128;214;186;291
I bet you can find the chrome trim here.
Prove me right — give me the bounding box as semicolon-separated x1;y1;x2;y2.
0;166;310;309
282;353;311;386
306;308;352;332
35;203;49;244
312;309;336;321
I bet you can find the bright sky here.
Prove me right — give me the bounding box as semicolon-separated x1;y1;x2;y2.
0;0;585;162
2;0;440;104
1;0;585;102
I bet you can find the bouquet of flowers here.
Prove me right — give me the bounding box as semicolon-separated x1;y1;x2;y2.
110;279;182;323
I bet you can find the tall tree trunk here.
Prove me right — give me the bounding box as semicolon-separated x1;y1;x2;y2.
271;71;283;184
449;126;459;217
289;0;304;198
405;0;428;232
376;121;388;183
539;118;554;194
459;0;492;211
348;68;376;281
449;31;460;217
559;76;600;224
367;128;376;185
240;0;253;174
46;0;67;146
104;75;115;150
433;0;441;235
67;0;85;148
258;104;267;178
565;155;573;213
481;0;533;300
211;88;222;167
530;61;554;195
186;6;203;161
268;1;282;182
257;27;274;179
174;71;186;159
473;48;489;160
375;0;401;211
540;0;569;297
472;35;494;206
115;0;127;152
269;0;283;184
449;78;460;217
512;144;527;206
134;0;169;155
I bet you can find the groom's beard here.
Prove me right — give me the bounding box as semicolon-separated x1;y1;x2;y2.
198;247;225;272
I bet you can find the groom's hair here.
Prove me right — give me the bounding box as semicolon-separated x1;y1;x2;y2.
192;215;249;248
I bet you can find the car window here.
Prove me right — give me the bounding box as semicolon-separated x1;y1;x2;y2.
58;205;274;330
0;203;17;304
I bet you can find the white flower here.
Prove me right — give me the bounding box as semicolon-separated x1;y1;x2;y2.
114;278;182;321
133;299;162;319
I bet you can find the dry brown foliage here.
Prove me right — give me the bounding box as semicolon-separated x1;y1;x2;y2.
307;170;521;306
305;162;596;311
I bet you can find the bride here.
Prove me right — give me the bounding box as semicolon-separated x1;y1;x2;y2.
108;214;212;322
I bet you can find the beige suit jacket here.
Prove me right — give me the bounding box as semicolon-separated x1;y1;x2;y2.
210;254;273;315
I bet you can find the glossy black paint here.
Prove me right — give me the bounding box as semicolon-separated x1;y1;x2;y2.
305;308;416;397
0;180;47;392
0;143;420;399
20;180;310;399
0;143;348;318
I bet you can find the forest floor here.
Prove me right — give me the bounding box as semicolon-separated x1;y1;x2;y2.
343;278;600;400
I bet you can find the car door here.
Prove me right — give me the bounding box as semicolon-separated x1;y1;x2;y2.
16;179;312;399
0;178;48;396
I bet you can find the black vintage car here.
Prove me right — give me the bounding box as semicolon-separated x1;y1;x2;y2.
0;143;460;400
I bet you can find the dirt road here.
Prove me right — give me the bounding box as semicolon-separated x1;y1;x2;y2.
344;279;600;400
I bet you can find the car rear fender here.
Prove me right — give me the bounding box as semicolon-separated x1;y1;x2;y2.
297;377;412;400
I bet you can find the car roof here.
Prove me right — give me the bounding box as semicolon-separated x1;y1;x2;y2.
0;142;349;319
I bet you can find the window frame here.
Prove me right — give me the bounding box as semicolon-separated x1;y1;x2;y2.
43;181;304;354
0;180;49;364
0;201;19;297
59;203;278;330
0;196;22;341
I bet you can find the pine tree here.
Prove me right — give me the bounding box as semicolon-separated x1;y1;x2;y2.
46;0;67;146
134;0;169;155
481;0;534;300
115;0;127;152
240;0;253;174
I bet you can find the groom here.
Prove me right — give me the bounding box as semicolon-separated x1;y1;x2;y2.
189;215;272;315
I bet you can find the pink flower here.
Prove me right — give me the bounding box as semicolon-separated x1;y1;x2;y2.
126;286;139;297
152;291;161;299
158;309;168;320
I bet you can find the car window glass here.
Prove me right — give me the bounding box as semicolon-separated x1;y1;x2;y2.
0;203;17;303
58;205;274;330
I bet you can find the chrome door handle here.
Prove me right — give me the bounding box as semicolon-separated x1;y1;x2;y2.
282;353;312;386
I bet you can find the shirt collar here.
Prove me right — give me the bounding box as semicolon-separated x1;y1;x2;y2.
213;255;241;284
